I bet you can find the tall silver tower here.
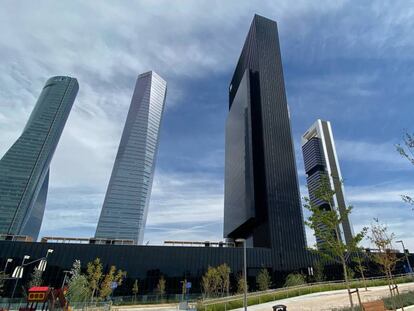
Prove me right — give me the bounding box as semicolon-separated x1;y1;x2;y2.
302;119;354;247
0;76;78;240
95;71;167;244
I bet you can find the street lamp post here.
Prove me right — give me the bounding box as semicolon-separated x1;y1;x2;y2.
9;255;30;308
2;258;13;273
9;248;54;302
37;249;54;272
236;238;247;311
61;270;73;289
396;240;413;274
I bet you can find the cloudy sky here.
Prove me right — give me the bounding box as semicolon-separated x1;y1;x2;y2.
1;1;414;250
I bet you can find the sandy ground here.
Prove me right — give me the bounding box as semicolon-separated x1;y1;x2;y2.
231;282;414;311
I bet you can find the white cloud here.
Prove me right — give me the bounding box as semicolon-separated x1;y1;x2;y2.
335;139;410;170
1;0;414;253
40;186;104;237
40;169;224;244
347;184;414;204
145;170;224;244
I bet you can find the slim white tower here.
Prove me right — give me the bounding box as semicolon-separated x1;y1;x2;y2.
302;119;353;247
95;71;167;244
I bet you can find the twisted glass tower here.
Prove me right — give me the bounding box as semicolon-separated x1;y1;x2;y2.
95;71;167;244
0;76;79;240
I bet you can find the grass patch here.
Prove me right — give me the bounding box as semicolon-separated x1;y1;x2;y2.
384;291;414;310
197;276;414;311
334;291;414;310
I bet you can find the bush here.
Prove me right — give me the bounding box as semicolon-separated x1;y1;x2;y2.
256;269;272;291
283;273;306;287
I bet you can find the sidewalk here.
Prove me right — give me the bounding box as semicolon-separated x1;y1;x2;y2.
111;304;178;311
232;282;414;311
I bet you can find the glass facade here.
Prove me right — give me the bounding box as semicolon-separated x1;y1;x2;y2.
95;71;167;245
224;70;255;238
302;120;354;247
0;76;79;240
224;15;308;269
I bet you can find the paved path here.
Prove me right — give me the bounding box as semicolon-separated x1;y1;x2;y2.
112;304;178;311
232;282;414;311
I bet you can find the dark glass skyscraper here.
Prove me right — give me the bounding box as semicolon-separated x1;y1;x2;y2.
95;72;167;245
0;76;78;240
224;15;308;269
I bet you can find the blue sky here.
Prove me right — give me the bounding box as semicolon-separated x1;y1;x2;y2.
0;1;413;250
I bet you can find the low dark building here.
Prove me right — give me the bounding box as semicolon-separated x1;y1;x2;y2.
0;241;274;295
1;241;413;297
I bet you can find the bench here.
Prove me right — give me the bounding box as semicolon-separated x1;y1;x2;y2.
361;300;387;311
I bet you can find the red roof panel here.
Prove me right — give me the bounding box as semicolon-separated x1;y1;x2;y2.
29;287;49;292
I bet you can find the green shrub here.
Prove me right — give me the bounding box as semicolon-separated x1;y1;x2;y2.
283;273;306;287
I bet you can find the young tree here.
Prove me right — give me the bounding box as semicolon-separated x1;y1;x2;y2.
256;269;272;291
114;269;126;286
396;132;414;209
99;266;116;300
312;260;326;283
352;249;368;291
87;258;103;301
201;266;220;298
181;279;187;300
99;266;126;300
368;219;399;276
156;276;166;298
283;273;306;287
216;263;231;296
67;260;90;304
28;267;43;288
236;273;248;294
71;260;82;278
304;175;367;310
132;279;139;302
367;219;402;309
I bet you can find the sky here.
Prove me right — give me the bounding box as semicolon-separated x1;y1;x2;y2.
0;1;414;251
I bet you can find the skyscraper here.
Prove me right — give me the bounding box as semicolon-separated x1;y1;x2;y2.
224;15;308;270
0;76;78;240
95;71;167;245
302;119;354;247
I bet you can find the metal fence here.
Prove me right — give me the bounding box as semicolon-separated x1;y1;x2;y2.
0;294;199;310
110;293;201;305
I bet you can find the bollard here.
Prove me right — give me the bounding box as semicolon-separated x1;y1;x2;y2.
273;305;287;311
